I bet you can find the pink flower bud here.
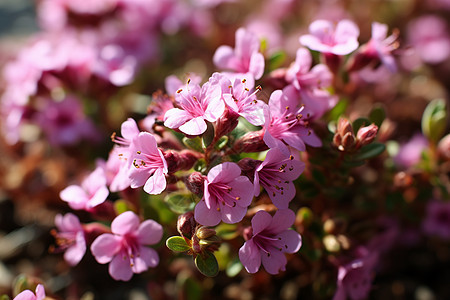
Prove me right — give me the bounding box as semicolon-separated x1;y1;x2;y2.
177;211;197;239
334;118;356;151
215;106;240;138
356;123;378;147
233;129;268;153
164;150;202;173
185;172;206;195
237;157;261;180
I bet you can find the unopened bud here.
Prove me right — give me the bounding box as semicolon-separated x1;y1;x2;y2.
438;134;450;161
215;106;239;138
237;158;261;180
177;211;197;239
185;172;206;195
233;129;268;153
341;132;356;151
333;118;356;151
196;226;216;240
337;118;354;137
164;150;201;173
356;123;378;147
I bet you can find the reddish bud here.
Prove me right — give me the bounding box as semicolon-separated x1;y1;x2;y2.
334;117;356;151
356;123;378;147
177;211;197;239
237;157;261;180
215;106;239;138
185;172;206;195
164;150;201;173
233;129;268;153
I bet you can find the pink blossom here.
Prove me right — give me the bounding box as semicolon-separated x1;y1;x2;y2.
163;78;224;135
220;75;267;126
363;22;398;72
93;44;137;86
213;27;265;80
254;148;305;209
333;248;378;300
52;213;86;266
165;73;202;96
422;200;450;240
394;133;429;169
194;162;254;226
60;166;109;211
300;19;360;55
239;209;302;274
13;284;45;300
263;87;322;155
91;211;163;281
127;132;168;194
407;15;450;64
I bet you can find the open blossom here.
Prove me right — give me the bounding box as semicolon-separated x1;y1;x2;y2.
239;209;302;274
194;162;254;226
333;248;378;300
300;19;360;55
213;27;265;80
93;44;137;86
254;148;305;209
422;200;450;240
91;211;163;281
127;132;168;194
263;87;322;155
394;133;428;169
60;166;109;211
164;78;224;135
52;213;86;266
13;284;45;300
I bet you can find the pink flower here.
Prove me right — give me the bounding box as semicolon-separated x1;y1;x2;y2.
364;22;398;72
254;148;305;209
93;44;137;86
127;132;168;194
239;209;302;274
263;87;322;155
213;27;265;80
394;133;428;169
165;73;202;96
194;162;254;226
163;78;225;135
333;248;378;300
52;213;86;266
300;19;360;55
60;166;109;211
13;284;45;300
422;200;450;240
220;75;267;126
91;211;163;281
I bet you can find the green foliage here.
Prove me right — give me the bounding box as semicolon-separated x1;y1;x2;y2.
195;251;219;277
215;223;239;240
352;117;371;133
183;136;204;153
369;105;386;127
202;122;215;148
268;51;286;70
353;143;386;161
164;192;196;214
422;98;447;143
166;236;191;252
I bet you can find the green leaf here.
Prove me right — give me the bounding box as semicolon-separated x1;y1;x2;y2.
214;135;228;150
215;223;239;240
0;295;10;300
166;236;191;252
269;51;286;70
193;158;207;173
183;137;204;153
202;122;215;148
114;199;135;215
195;251;219;277
354;143;386;160
422;98;447;143
369;105;386;127
326;99;348;122
226;258;243;277
164;192;196;214
352;117;371;133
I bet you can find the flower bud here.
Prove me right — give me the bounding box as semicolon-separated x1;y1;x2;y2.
237;157;261;180
438;134;450;161
233;129;268;153
196;226;216;240
356;123;378;147
333;118;356;151
164;149;202;173
185;172;206;195
215;106;239;139
341;132;356;151
177;211;197;239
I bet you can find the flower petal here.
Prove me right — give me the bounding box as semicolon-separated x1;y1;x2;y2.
194;199;221;226
178;116;207;135
251;210;272;235
239;239;261;274
207;162;242;184
276;229;302;253
267;209;296;234
64;231;86;266
121;118;140;141
143;167;167;195
261;247;287;275
59;185;87;210
109;252;133;281
163;108;192;129
137;219;163;245
91;233;122;264
132;246;159;273
213;45;235;69
111;211;140;235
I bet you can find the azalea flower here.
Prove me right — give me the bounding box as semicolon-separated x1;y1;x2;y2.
239;209;302;274
194;162;254;226
300;19;360;56
52;213;86;266
263;87;322;156
60;166;109;211
91;211;163;281
127;132;168;195
422;200;450;240
163;78;224;135
13;284;46;300
253;148;305;209
213;27;265;80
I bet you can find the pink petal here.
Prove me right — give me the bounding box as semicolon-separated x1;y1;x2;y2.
238;239;261;273
143;167;167;195
268;181;296;209
132;246;159;274
87;185;109;209
220;202;247;224
64;231;86;266
249;52;265;80
111;211;140;235
371;22;388;41
35;284;45;300
83;166;107;194
267;209;296;234
335;20;360;44
261;247;287;274
109;253;133;281
251;210;272;235
194;199;221;226
207;162;242;184
229;176;254;207
137;219;163;245
178;116;207;135
163;108;192;129
13;290;36;300
309;20;334;38
121;118;140;141
203;97;225;123
55;213;82;232
276;229;302;253
59;185;88;210
295;48;313;72
301;130;322;147
91;233;122;264
213;45;235;69
282;133;306;152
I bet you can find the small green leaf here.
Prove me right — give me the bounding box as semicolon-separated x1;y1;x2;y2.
354;143;386;160
215;223;239;240
226;258;243;277
352;117;371;133
195;251;219;277
422;98;447;143
114;199;135;215
202;122;215;148
269;51;286;70
194;158;207;173
183;137;204;153
369;105;386;127
0;295;10;300
164;192;196;214
326;99;348;122
166;236;191;252
214;136;229;150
